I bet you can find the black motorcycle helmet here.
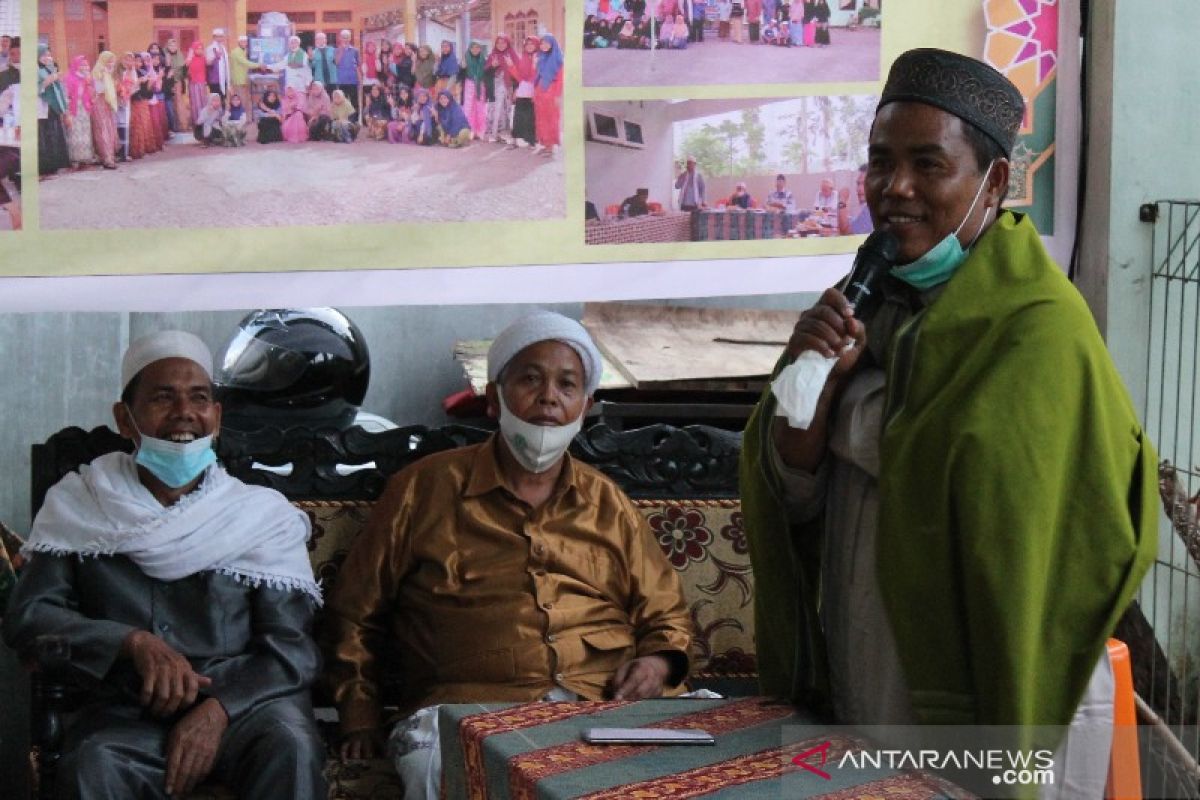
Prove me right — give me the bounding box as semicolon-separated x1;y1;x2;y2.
215;308;370;431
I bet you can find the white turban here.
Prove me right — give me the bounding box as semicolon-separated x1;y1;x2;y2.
121;331;214;392
487;311;602;396
213;28;226;36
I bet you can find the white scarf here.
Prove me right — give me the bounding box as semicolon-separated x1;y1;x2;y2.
25;451;321;603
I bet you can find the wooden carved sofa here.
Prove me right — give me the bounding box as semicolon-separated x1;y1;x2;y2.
22;420;754;799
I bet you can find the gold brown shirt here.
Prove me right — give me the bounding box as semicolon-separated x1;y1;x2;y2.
326;435;692;730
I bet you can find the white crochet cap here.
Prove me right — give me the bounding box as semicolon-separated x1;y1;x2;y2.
487;311;602;396
121;330;214;392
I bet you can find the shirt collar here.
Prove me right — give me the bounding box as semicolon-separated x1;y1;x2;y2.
464;433;582;503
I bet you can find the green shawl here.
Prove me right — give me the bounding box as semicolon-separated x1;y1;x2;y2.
741;211;1158;732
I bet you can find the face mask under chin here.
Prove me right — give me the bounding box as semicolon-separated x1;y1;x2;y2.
891;163;995;291
125;407;217;489
497;393;585;474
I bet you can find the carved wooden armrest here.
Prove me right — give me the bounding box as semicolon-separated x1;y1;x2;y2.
30;634;71;800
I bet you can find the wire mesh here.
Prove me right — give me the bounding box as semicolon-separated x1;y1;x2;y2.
1144;199;1200;798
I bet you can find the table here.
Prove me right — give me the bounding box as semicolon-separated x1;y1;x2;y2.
693;209;840;241
439;698;972;799
584;214;692;245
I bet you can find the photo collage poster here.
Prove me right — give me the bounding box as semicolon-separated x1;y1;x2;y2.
1;0;1064;289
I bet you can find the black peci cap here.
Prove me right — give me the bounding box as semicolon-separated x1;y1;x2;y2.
878;48;1025;158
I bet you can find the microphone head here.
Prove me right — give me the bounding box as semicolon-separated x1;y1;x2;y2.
859;229;899;263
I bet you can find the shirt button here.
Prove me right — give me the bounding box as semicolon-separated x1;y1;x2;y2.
555;672;565;682
546;633;557;643
532;543;545;556
157;623;170;633
542;601;554;610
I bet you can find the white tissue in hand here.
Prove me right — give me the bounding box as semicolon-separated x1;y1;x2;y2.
772;350;839;429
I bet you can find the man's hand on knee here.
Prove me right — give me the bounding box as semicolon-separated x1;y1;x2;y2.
165;697;228;796
122;630;213;717
608;655;672;701
339;729;385;761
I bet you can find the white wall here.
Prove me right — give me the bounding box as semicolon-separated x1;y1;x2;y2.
1076;0;1200;709
585;101;677;214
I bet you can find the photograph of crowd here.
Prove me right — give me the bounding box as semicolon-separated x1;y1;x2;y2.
36;0;566;229
584;95;876;246
0;0;19;231
583;0;881;87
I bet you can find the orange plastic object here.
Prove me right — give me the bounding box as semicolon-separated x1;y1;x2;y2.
1106;638;1141;799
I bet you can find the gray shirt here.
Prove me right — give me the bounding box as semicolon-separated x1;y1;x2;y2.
2;553;319;721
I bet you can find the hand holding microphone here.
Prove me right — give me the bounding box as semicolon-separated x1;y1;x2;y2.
774;230;899;428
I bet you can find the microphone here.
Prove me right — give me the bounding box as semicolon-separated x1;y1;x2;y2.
839;229;899;323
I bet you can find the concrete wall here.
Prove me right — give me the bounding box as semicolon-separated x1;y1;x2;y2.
585;100;678;214
1074;0;1200;710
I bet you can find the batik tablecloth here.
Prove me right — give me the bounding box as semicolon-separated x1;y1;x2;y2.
439;697;971;799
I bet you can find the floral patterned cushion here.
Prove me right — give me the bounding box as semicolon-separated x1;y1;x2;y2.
300;498;756;680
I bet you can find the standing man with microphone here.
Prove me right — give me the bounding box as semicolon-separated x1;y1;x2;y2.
740;48;1157;795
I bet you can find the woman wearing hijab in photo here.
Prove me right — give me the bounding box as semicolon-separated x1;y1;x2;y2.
391;44;416;91
364;83;390;139
193;91;226;145
186;40;208;125
164;37;188;132
788;1;804;46
362;39;380;93
460;41;487;137
271;36;311;96
305;80;333;141
434;41;459;96
116;52;137;160
63;55;96;168
378;39;393;88
281;84;307;143
413;44;436;91
329;88;358;142
127;54;156;157
408;87;435;145
484;33;516;144
37;45;71;175
532;34;562;157
434;89;471;147
801;0;817;47
506;35;538;150
136;52;163;153
148;51;170;143
386;86;413;143
90;52;119;168
256;87;283;143
225;92;247;145
813;0;831;45
584;16;600;48
670;14;691;48
611;16;632;47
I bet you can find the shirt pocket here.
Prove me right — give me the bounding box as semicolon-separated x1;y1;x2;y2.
578;627;636;675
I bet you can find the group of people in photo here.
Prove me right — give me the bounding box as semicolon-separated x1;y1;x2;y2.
583;0;834;49
37;26;566;175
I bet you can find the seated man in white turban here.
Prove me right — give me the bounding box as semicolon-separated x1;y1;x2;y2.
3;331;326;799
326;310;693;799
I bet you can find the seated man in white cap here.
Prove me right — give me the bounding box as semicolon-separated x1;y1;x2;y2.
3;331;326;799
325;310;692;799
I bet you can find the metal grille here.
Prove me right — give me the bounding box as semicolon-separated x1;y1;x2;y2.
1144;199;1200;797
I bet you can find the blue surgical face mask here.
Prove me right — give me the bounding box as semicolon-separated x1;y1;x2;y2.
890;162;995;291
126;408;217;489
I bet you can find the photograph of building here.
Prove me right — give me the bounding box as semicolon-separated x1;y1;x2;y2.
585;96;876;245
